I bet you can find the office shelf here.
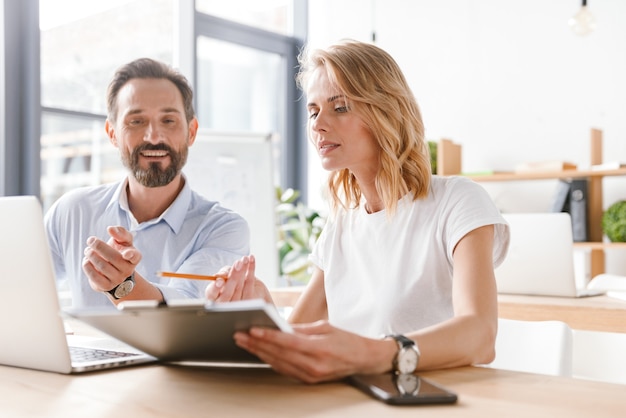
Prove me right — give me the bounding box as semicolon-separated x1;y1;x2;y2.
465;168;626;182
437;128;626;277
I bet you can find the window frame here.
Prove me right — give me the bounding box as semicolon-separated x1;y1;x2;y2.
1;0;41;197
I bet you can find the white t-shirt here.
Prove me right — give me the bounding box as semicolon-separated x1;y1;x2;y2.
309;175;509;338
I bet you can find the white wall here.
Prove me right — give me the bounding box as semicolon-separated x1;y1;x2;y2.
306;0;626;275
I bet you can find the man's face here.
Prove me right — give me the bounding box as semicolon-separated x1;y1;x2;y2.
106;78;197;187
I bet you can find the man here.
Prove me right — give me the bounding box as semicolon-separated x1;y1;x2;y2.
45;58;249;308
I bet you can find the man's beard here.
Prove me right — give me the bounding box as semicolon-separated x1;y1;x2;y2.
121;143;188;188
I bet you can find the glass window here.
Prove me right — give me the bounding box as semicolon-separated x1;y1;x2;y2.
39;0;303;215
40;0;174;114
195;0;293;35
193;11;304;286
40;113;123;210
39;0;174;210
196;36;285;134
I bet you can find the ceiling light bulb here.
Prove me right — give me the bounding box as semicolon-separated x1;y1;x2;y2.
569;1;596;36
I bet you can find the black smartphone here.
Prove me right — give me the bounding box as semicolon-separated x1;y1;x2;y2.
346;373;458;406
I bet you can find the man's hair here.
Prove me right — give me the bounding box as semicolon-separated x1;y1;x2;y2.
296;40;431;215
106;58;195;123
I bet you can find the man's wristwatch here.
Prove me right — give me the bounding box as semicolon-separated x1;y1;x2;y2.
106;272;135;300
388;334;421;374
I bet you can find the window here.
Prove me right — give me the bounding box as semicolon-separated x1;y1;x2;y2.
196;37;284;133
39;0;175;210
195;0;293;36
193;9;305;194
37;0;305;210
0;0;307;210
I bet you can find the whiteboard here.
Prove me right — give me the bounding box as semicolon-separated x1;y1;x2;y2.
184;130;279;287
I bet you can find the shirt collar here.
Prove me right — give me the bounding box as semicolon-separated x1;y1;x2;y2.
109;176;192;234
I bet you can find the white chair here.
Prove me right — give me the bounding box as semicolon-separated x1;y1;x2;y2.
486;318;573;377
573;330;626;385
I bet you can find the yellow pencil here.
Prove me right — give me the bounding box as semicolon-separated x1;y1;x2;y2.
157;271;226;281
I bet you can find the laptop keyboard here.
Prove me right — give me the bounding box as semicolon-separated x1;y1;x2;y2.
69;346;137;363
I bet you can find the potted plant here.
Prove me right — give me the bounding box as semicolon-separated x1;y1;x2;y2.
275;187;325;285
602;200;626;242
428;140;437;174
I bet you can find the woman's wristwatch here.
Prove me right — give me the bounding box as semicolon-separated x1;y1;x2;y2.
387;334;421;374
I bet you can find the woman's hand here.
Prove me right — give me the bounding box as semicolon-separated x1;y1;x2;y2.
205;255;273;303
233;320;395;384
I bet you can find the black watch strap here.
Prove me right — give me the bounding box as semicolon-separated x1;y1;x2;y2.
389;334;414;348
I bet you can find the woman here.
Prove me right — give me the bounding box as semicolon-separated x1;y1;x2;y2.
206;40;509;383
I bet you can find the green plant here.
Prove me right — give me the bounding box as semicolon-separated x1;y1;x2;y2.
602;200;626;242
428;141;437;174
275;187;325;285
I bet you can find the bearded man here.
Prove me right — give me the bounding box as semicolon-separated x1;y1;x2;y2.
45;58;249;308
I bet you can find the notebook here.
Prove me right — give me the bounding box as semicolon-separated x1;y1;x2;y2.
495;212;604;298
0;195;156;374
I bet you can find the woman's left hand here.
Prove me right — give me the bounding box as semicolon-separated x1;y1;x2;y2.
233;320;394;383
205;255;272;303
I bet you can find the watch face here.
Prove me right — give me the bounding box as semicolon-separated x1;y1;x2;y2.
113;279;135;299
398;347;419;374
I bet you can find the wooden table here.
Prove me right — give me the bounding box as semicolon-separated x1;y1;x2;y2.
272;288;626;333
1;363;624;417
498;294;626;333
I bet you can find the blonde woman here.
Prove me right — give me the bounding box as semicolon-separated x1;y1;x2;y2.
206;40;509;383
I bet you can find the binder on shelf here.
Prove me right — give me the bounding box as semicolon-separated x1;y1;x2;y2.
550;180;571;213
569;179;588;242
549;179;588;242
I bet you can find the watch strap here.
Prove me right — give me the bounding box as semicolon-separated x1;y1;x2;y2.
389;334;415;349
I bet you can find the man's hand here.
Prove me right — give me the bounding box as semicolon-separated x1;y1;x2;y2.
82;226;141;294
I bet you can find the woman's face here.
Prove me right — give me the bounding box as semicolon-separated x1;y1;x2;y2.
305;67;380;180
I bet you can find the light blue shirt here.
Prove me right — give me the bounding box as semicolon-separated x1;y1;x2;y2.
44;178;250;308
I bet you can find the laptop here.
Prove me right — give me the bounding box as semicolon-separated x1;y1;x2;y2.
0;195;155;373
495;212;604;298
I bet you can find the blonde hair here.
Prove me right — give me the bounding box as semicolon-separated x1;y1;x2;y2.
297;40;431;215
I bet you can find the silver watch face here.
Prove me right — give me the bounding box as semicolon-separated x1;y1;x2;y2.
397;346;419;374
113;279;135;299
